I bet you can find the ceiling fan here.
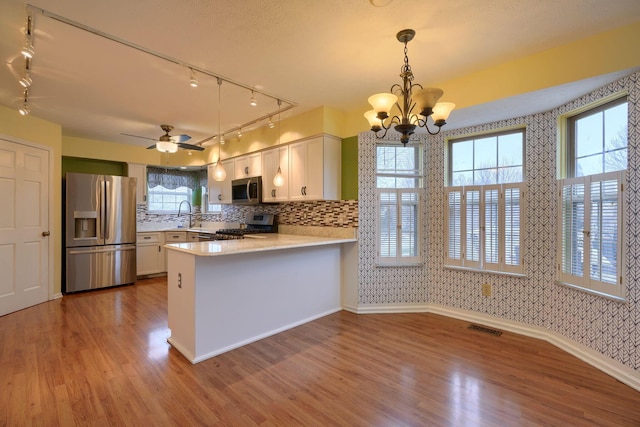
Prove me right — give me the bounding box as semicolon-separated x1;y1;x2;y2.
122;125;204;152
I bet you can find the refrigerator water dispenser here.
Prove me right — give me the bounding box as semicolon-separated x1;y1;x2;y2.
74;211;97;239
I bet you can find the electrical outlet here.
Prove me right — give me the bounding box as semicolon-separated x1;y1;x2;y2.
482;283;492;297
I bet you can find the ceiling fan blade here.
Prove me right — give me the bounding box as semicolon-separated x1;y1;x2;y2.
177;142;204;151
146;144;156;149
170;134;192;143
121;132;157;141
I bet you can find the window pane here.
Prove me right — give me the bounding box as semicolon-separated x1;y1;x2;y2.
604;149;627;173
498;133;523;166
377;146;418;175
604;102;627;151
498;166;523;183
474;168;497;185
576;154;603;177
576;112;603;158
452;140;473;172
475;136;497;169
452;171;473;186
379;192;397;258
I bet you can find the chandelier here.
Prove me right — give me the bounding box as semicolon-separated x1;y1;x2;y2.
365;29;455;145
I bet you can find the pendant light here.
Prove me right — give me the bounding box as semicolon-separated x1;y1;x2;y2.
273;99;284;187
212;78;226;182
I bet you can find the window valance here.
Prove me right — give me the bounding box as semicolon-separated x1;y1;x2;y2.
147;167;204;190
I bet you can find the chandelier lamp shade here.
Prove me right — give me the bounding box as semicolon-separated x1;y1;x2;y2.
365;29;455;145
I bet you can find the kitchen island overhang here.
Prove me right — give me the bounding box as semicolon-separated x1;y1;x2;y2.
165;234;357;364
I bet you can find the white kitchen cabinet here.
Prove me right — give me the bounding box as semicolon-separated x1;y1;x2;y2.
261;145;289;202
234;152;262;178
136;232;165;276
207;160;233;204
289;135;341;201
128;163;147;204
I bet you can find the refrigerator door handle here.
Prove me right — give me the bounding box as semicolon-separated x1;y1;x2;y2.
68;245;136;255
103;178;110;241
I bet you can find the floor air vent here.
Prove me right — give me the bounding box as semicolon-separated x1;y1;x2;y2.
468;324;503;336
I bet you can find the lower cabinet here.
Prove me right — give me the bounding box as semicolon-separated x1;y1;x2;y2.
136;232;165;276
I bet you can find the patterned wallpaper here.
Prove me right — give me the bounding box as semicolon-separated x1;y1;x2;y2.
358;71;639;371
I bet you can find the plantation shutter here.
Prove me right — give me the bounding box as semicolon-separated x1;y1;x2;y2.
445;188;463;266
465;187;482;269
484;186;500;270
503;184;524;273
377;191;397;259
400;191;419;259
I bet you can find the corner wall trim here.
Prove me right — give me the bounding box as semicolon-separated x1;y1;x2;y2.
348;303;640;392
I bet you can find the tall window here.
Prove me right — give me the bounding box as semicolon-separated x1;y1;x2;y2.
376;144;421;265
559;97;627;298
445;129;525;273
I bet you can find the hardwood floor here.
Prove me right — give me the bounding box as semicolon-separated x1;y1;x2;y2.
2;277;640;426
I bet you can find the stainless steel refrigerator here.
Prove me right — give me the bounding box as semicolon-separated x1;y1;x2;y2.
64;173;137;293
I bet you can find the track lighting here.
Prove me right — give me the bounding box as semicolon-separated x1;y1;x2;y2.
220;135;225;145
273;100;284;187
21;14;35;59
250;91;257;107
237;129;243;138
268;117;275;129
19;57;32;88
18;89;30;116
189;68;198;88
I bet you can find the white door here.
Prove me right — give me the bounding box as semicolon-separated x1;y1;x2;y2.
0;138;50;316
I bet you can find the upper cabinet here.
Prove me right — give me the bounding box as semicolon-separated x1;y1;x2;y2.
127;163;147;204
207;160;233;204
234;153;262;179
289;136;341;201
262;145;289;203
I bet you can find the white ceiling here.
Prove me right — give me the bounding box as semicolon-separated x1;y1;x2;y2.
1;0;640;148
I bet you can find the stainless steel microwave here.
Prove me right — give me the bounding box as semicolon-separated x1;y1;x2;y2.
231;176;263;204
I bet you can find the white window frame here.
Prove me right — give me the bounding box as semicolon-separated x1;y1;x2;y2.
375;143;422;266
445;183;525;274
557;171;625;299
147;185;192;214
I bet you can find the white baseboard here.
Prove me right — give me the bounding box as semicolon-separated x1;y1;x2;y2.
350;303;640;392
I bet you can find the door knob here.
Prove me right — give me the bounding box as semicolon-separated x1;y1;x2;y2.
42;231;50;237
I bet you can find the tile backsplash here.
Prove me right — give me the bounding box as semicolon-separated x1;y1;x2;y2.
137;199;359;228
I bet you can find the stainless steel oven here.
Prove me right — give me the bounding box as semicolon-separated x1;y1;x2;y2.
231;176;262;205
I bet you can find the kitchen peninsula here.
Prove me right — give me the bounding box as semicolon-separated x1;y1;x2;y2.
165;231;357;363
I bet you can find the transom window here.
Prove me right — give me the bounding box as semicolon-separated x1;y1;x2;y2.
376;144;422;265
449;129;525;186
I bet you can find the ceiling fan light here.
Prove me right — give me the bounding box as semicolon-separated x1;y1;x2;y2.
431;102;456;123
156;140;178;153
213;161;226;181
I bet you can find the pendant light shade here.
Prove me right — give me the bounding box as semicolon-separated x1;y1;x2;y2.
213;160;226;181
273;166;284;187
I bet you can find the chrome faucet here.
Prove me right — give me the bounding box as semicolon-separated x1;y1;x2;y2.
178;200;194;228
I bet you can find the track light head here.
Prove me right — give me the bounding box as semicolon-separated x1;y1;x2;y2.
189;68;198;88
18;103;30;116
19;75;32;88
21;41;34;59
250;91;257;107
268;117;275;128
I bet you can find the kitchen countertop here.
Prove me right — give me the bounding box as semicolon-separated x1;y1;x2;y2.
165;233;357;257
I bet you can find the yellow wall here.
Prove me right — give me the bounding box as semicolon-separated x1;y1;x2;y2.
0;104;63;295
344;21;640;137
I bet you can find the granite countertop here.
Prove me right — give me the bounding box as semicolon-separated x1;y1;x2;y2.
165;233;357;257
